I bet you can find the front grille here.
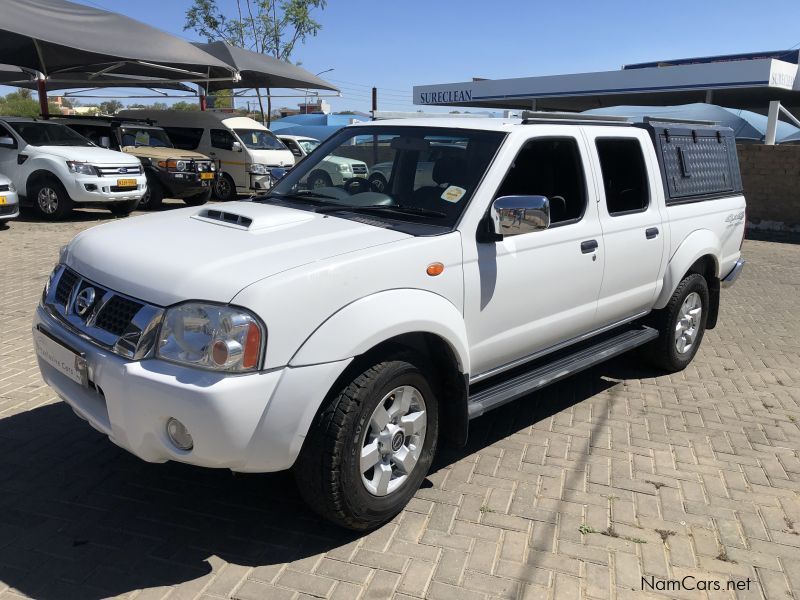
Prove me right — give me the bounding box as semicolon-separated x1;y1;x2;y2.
110;185;139;192
0;184;9;192
352;164;368;175
43;266;163;359
193;161;213;173
0;204;17;216
96;165;143;177
55;269;78;305
95;296;143;335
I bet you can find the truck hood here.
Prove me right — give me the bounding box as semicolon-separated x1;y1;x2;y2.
65;201;409;306
121;146;210;161
248;148;295;167
35;145;141;165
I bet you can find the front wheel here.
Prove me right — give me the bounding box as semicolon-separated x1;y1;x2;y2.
214;174;237;202
646;273;709;372
294;356;439;530
32;177;73;221
139;175;164;210
108;198;140;216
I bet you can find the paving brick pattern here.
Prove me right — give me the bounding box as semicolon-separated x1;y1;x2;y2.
1;205;799;600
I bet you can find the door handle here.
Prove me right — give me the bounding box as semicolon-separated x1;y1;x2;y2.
646;227;659;239
580;239;598;254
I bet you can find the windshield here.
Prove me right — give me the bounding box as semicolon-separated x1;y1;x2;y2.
119;127;173;148
10;122;92;147
298;139;320;154
234;129;286;150
264;126;506;232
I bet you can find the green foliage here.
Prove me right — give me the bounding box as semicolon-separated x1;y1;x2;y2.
170;101;200;111
98;100;124;115
0;89;60;118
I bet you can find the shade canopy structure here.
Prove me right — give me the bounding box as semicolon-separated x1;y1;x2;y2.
0;65;194;92
193;42;338;92
269;113;368;141
780;130;800;144
0;0;235;83
584;103;800;142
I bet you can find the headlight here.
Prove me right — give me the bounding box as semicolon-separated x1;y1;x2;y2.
66;161;96;176
156;303;265;372
176;160;187;172
7;181;16;192
209;162;216;172
249;163;269;175
338;163;352;173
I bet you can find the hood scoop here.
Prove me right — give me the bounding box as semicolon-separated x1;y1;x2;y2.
196;208;253;229
190;202;316;231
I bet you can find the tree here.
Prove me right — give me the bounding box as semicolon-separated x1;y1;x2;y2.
0;89;61;118
170;101;200;111
98;100;124;115
185;0;326;125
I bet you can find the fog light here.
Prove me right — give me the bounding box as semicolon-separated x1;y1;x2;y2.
166;417;193;450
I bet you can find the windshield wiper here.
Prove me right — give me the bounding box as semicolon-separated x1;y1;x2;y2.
315;204;447;219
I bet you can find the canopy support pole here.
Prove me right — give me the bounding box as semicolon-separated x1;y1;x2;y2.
199;87;207;111
37;75;49;119
766;101;780;145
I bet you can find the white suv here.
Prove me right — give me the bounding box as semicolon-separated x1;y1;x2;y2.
278;135;369;188
0;117;146;220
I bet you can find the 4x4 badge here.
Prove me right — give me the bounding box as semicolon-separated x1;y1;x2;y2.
75;287;96;316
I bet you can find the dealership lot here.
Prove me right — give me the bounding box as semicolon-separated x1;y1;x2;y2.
1;209;799;599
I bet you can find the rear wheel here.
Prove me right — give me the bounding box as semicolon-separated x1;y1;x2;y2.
214;173;237;202
307;170;332;190
32;177;73;221
646;273;709;372
294;356;439;530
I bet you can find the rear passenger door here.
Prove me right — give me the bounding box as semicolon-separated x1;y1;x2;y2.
586;131;665;326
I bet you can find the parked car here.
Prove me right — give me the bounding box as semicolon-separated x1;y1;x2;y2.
0;117;146;220
58;116;217;210
34;114;746;530
368;142;465;192
119;110;295;201
0;173;19;226
278;134;369;188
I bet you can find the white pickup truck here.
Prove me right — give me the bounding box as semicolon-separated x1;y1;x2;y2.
34;113;745;530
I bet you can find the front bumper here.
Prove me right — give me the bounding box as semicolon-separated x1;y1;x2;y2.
66;174;147;204
34;305;351;472
721;258;745;288
0;192;19;221
153;168;216;199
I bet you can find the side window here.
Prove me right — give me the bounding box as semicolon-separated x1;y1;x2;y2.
495;137;587;226
211;129;235;150
283;139;302;157
595;138;649;216
163;127;203;150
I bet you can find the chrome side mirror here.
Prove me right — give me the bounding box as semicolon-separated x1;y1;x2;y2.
99;136;111;149
490;195;550;238
231;140;243;152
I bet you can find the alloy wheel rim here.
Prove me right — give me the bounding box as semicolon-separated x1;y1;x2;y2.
217;178;230;197
37;187;59;214
360;385;427;497
675;291;702;354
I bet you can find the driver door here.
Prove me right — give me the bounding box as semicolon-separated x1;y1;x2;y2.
463;133;605;377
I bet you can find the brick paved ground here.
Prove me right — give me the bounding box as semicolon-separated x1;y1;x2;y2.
1;204;799;600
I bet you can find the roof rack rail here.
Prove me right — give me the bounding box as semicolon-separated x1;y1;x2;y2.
642;116;717;126
57;114;158;126
521;110;632;125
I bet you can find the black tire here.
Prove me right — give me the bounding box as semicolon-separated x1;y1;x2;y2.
307;170;332;190
214;173;237;202
646;273;709;372
31;176;73;221
183;189;212;206
108;198;140;216
368;173;388;193
139;175;164;210
294;356;439;531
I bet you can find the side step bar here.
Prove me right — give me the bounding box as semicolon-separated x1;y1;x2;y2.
467;326;659;419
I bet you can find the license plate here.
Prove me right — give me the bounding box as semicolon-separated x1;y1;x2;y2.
34;327;88;387
0;196;5;205
117;178;137;187
200;172;214;180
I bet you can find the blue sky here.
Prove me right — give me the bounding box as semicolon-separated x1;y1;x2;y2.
5;0;800;114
